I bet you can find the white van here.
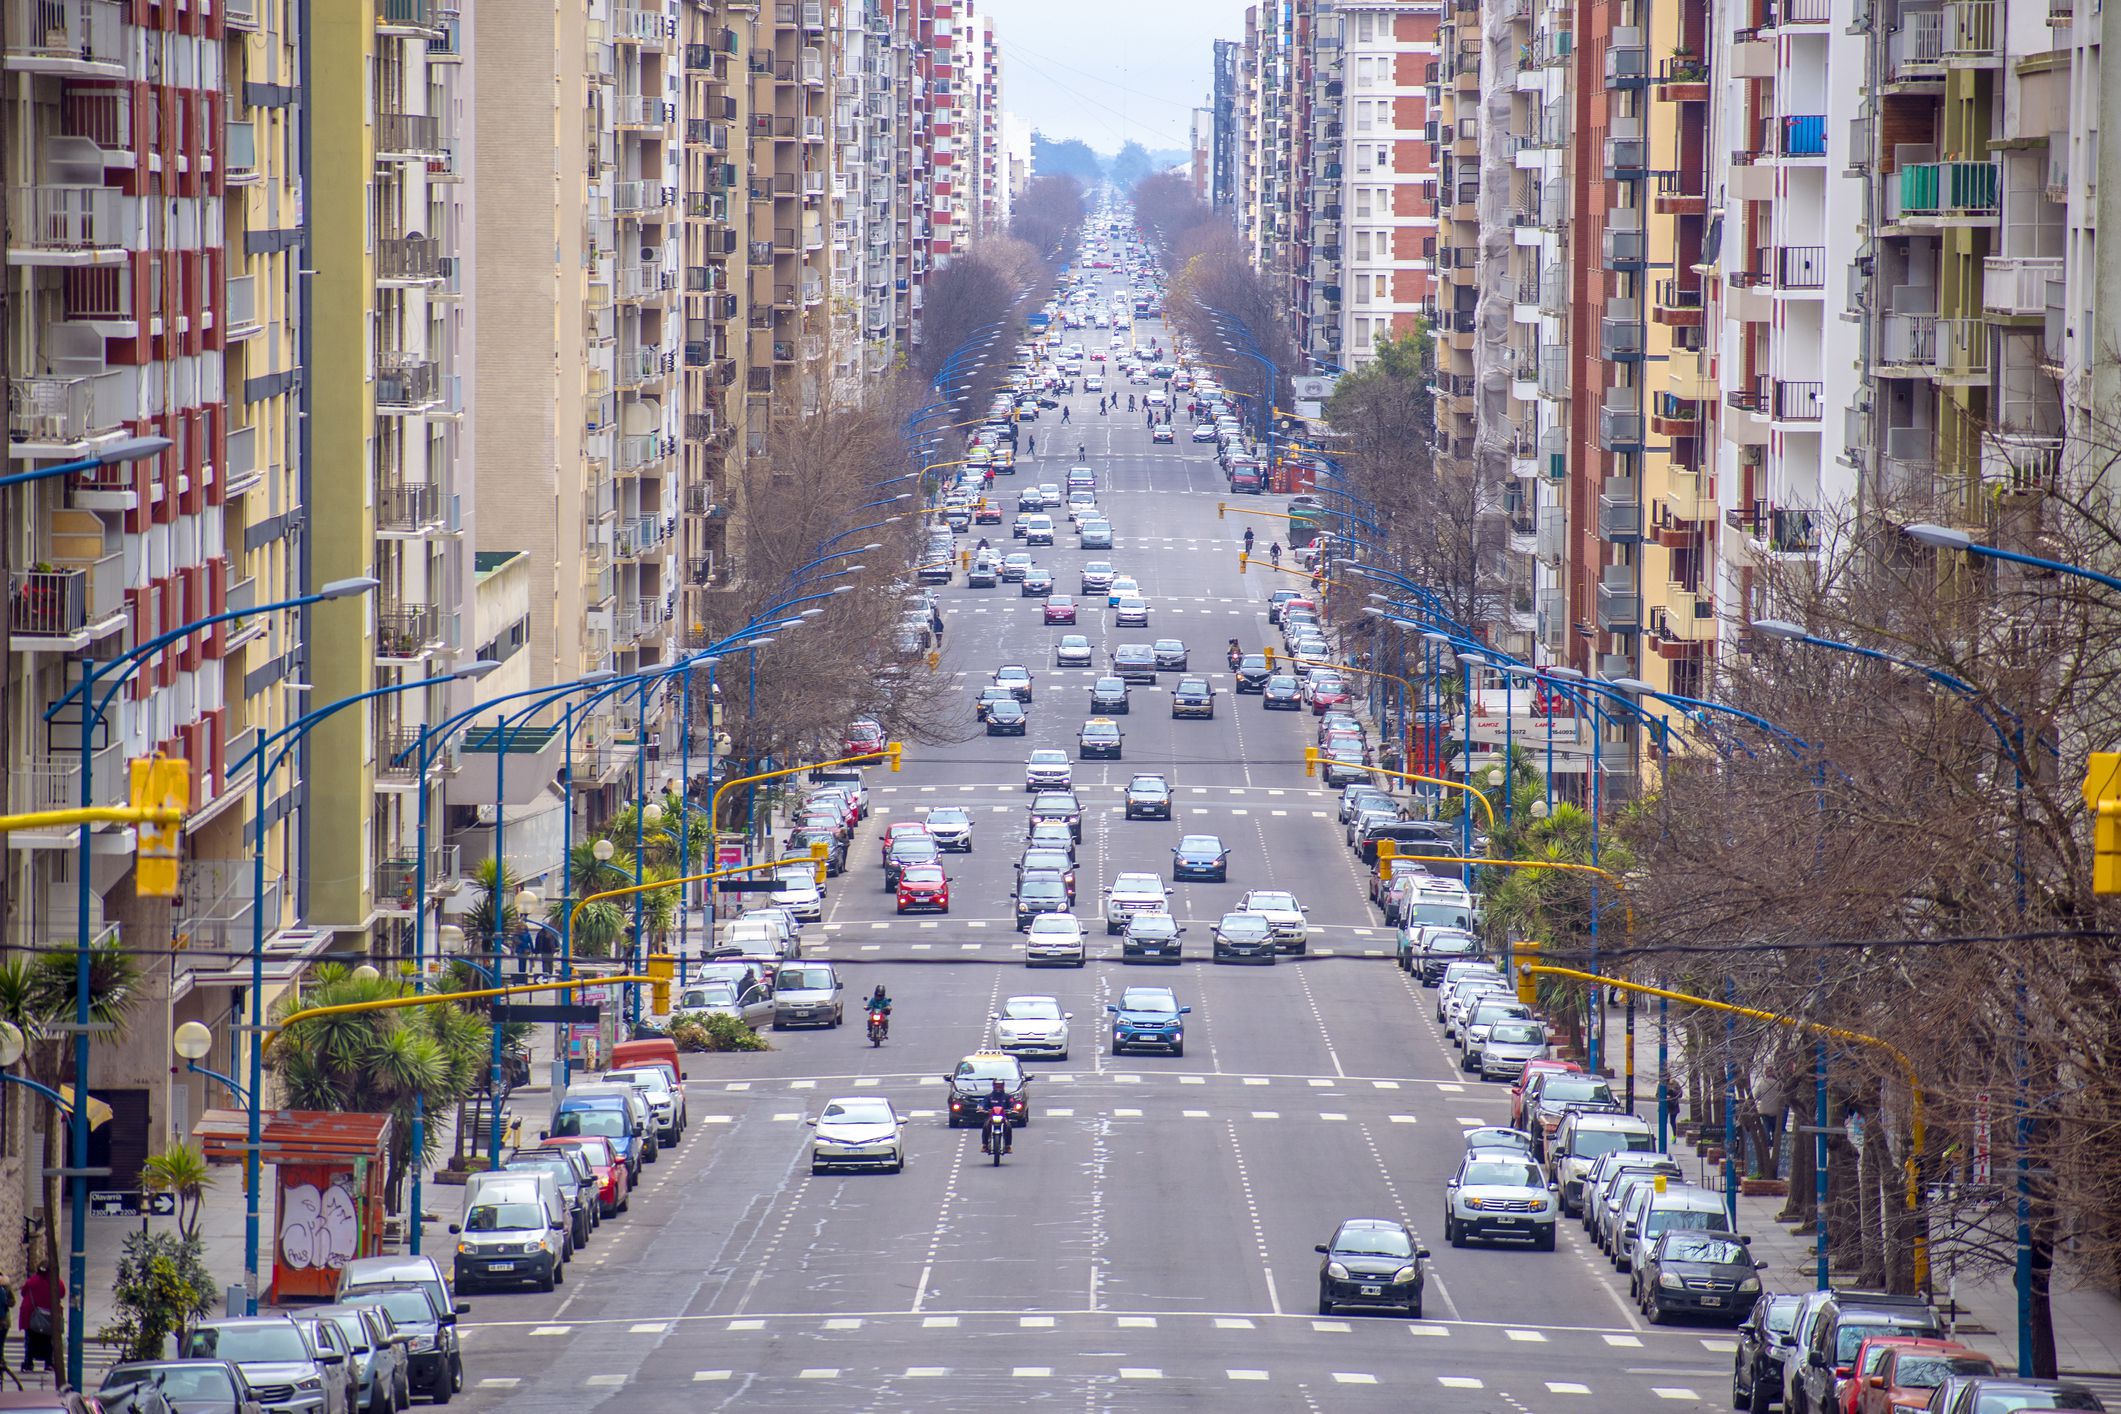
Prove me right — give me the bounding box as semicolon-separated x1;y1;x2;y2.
451;1172;569;1292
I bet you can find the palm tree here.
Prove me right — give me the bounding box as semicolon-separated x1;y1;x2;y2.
565;841;633;903
571;900;627;959
637;864;681;946
268;965;490;1203
141;1144;215;1244
463;857;521;954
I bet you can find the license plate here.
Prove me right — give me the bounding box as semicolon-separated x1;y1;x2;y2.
1359;1285;1383;1296
1700;1296;1722;1307
1496;1216;1519;1225
487;1262;515;1272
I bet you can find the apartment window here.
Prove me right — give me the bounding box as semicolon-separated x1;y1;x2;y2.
1356;100;1373;133
1377;145;1392;168
1357;12;1376;40
1356;230;1372;259
1356;148;1372;173
1354;275;1371;305
1355;188;1373;217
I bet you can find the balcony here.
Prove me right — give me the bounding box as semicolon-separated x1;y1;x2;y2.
1652;170;1707;217
5;0;125;74
614;180;673;216
376;481;443;534
1934;316;1989;383
1777;114;1827;159
8;554;124;647
617;343;665;386
1982;256;2063;318
1650;389;1700;438
1597;478;1643;542
618;433;667;472
7;371;137;451
1771;379;1824;423
1595;568;1641;632
615;515;664;560
1652;279;1704;327
376;235;443;283
1941;0;2000;60
1604;28;1646;88
1605;121;1646;182
375;857;421;915
611;5;670;42
1649;589;1717;652
7;185;128;264
373;726;430;786
1774;245;1827;290
618;261;672;300
1599;304;1644;362
616;599;668;641
1890;161;2000;226
1766;508;1819;554
1604;216;1646;270
9;742;123;824
375;354;442;409
1599;399;1644;451
614;94;671;128
375;111;444;157
376;603;442;660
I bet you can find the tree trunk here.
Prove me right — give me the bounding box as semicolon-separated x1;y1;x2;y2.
1781;1087;1818;1226
2029;1204;2058;1378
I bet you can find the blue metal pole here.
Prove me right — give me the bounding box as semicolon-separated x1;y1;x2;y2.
630;677;649;1031
1586;728;1603;1076
678;669;691;987
559;699;577;1086
1459;657;1474;886
1724;978;1740;1230
1502;669;1513;828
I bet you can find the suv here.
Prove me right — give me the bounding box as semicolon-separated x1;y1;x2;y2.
1733;1293;1804;1414
1027;790;1084;841
1103;872;1171;934
186;1317;354;1414
1107;987;1189;1055
1403;927;1482;982
1788;1291;1943;1414
1549;1113;1658;1213
1112;643;1158;684
1170;677;1216;718
1236;889;1308;954
1444;1150;1559;1249
943;1051;1030;1128
1123;773;1172;819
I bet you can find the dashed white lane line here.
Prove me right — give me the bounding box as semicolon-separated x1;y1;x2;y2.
823;1317;862;1330
905;1366;948;1377
1117;1315;1156;1328
1548;1381;1593;1394
585;1374;626;1387
1439;1375;1485;1389
923;1316;959;1328
1654;1390;1702;1401
1215;1317;1256;1329
1603;1333;1645;1347
692;1371;731;1382
1228;1369;1269;1381
531;1325;572;1337
1409;1323;1450;1337
727;1319;764;1331
1118;1368;1163;1379
1506;1328;1548;1342
628;1321;669;1334
797;1368;839;1379
477;1378;520;1389
1013;1366;1052;1378
1020;1315;1055;1328
1334;1372;1380;1385
1313;1321;1351;1333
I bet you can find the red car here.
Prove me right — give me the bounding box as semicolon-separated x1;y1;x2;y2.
1306;673;1352;714
975;501;1003;524
1856;1341;1995;1414
842;718;885;758
895;863;951;914
542;1135;630;1216
1511;1059;1583;1130
1043;595;1078;625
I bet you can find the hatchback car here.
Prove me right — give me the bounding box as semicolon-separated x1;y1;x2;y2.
1234;653;1273;692
1262;674;1303;708
1172;834;1231;881
1151;638;1189;671
1078;718;1124;759
974;684;1016;721
1090;676;1131;713
1107;987;1190;1055
1316;1219;1430;1318
1021;568;1054;596
1124;773;1173;819
985;698;1028;735
771;963;844;1028
1113;596;1150;627
1051;633;1093;666
895;863;951;914
1025;912;1088;967
1732;1293;1804;1414
1080;562;1116;594
992;995;1072;1060
993;665;1035;701
809;1096;906;1174
1211;911;1276;963
1633;1230;1765;1323
1044;594;1079;625
1014;876;1070;927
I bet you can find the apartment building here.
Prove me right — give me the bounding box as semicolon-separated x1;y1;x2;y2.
1335;2;1439;367
1430;0;1478;517
1212;38;1241;213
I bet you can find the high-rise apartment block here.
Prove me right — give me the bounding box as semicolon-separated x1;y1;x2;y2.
1233;2;1439;371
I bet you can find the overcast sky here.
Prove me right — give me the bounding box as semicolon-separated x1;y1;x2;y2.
978;0;1240;154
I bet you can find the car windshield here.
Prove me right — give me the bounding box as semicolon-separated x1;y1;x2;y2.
1645;1208;1731;1238
929;808;970;824
1406;902;1474;927
1573;1129;1655;1158
1972;1396;2105;1413
821;1099;894;1125
1028;916;1078;935
1084;724;1118;739
1490;1022;1546;1045
1662;1234;1749;1264
604;1069;670;1095
465;1201;547;1232
1180;836;1221;852
107;1364;241;1399
1129;916;1176;936
551;1109;627;1138
1094;678;1124;692
351;1289;436;1326
188;1325;311;1363
680;984;739;1007
777;968;835;991
1463;1161;1544;1188
1120;992;1178;1015
956;1057;1020;1081
1130;780;1167;795
1335;1227;1413;1258
1834;1319;1939;1362
1004;998;1063;1020
1896;1356;1994;1387
1247;892;1297;910
1219;915;1269;937
1542;1077;1617;1105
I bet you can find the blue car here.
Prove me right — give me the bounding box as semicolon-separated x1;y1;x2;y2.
1171;834;1230;882
1107;988;1190;1056
551;1099;641;1175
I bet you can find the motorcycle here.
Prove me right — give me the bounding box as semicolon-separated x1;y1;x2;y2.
867;1009;888;1047
983;1106;1011;1166
1227;648;1243;671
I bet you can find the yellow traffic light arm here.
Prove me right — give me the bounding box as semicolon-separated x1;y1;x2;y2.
1305;753;1496;831
1217;502;1305;524
566;848;829;940
707;747;898;835
0;805;185;834
271;975;657;1037
1519;963;1928;1289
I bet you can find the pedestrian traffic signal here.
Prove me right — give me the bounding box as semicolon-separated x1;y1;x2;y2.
128;754;189;898
647;953;675;1014
2084;753;2121;895
1217;501;1227;520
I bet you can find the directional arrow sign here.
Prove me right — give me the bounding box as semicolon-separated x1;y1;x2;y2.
145;1192;177;1217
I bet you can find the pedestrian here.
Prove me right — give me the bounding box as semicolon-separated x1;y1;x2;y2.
537;929;559;979
20;1264;58;1375
1026;433;1035;455
1061;405;1071;424
0;1274;18;1390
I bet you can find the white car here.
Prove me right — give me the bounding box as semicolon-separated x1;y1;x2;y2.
991;995;1072;1060
1103;871;1171;935
1083;375;1105;392
770;870;824;923
808;1096;906;1173
924;805;974;852
1054;634;1094;667
1236;889;1308;954
1025;749;1073;792
1024;913;1087;967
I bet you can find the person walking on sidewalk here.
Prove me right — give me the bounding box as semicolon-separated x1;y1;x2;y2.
0;1274;19;1389
20;1264;59;1375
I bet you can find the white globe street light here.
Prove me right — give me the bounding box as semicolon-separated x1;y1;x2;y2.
174;1021;214;1061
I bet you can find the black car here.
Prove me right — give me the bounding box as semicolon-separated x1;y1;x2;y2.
1151;639;1189;671
343;1285;463;1404
1633;1231;1766;1324
1112;643;1159;684
1170;677;1215;719
1732;1293;1802;1414
1407;928;1482;982
1212;911;1276;963
1316;1218;1430;1317
1172;834;1230;881
883;835;941;888
1078;719;1123;759
967;561;998;587
1090;676;1131;714
1262;673;1303;709
1021;569;1054;597
1018;846;1077;896
1234;653;1273;692
1014;876;1070;928
789;827;848;876
1028;790;1084;841
1121;912;1183;962
1124;774;1172;820
973;685;1016;720
985;698;1028;735
100;1361;262;1414
943;1052;1030;1127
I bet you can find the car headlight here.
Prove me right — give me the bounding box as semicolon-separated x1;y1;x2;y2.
456;1242;470;1255
1392;1265;1420;1284
1737;1277;1761;1294
1325;1262;1349;1280
295;1378;324;1392
1464;1197;1484;1209
1659;1273;1686;1290
408;1334;436;1351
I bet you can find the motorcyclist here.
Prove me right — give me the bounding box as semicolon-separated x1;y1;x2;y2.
1227;637;1243;670
981;1079;1013;1154
867;985;892;1038
1269;541;1283;567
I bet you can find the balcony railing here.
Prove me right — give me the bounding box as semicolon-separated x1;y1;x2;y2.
8;184;125;254
8;371;137;444
618;344;664;384
376;235;443;281
8;555;122;638
618;433;663;470
376;603;441;658
614;180;672;214
375;111;443;155
10;742;123;816
1892;161;2000;222
375;354;441;407
611;5;669;42
376;481;442;532
615;515;664;559
1775;246;1827;289
1771;379;1824;422
1778;114;1827;157
1982;256;2064;317
6;0;124;68
374;726;428;783
1881;312;1939;367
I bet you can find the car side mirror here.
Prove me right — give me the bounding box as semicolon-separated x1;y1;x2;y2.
551;1220;567;1231
319;1352;345;1365
1867;1375;1885;1389
1063;1012;1074;1020
1755;1260;1769;1271
1416;1247;1432;1260
448;1223;462;1235
1314;1243;1329;1254
537;1131;548;1141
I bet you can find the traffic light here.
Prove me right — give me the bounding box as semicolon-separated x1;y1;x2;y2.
1513;940;1541;1005
1376;839;1396;867
887;741;903;773
2086;753;2121;894
1217;501;1227;521
647;953;675;1014
1238;552;1248;575
129;754;189;898
1303;746;1317;778
810;838;829;885
1264;647;1276;670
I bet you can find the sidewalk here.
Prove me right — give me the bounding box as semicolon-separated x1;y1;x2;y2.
1611;997;2121;1379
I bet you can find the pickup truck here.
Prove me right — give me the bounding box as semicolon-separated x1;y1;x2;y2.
1103;872;1172;936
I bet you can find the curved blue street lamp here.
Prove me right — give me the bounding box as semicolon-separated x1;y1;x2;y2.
1903;523;2121;595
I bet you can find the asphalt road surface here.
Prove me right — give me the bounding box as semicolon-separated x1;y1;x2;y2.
448;307;1739;1412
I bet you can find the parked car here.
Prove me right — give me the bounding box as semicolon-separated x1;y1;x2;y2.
1632;1230;1766;1324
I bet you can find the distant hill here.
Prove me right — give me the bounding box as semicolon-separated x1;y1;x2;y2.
1032;133;1104;183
